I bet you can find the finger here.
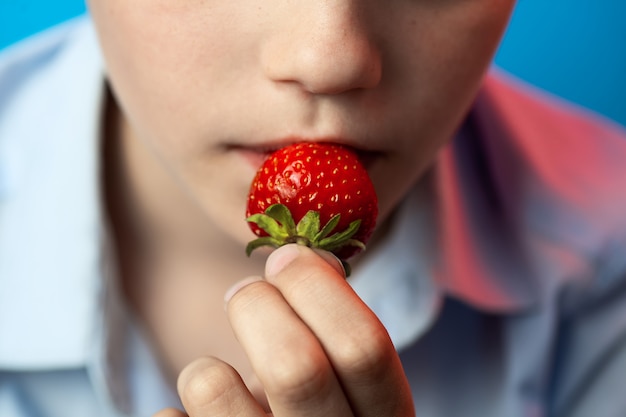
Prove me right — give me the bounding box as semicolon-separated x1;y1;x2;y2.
225;277;354;417
177;356;266;417
246;373;271;413
264;244;415;417
153;408;187;417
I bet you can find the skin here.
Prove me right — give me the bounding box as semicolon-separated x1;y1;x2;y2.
88;0;516;415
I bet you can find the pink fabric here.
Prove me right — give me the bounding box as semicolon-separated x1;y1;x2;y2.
433;70;626;311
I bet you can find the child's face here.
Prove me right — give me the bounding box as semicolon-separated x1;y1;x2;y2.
88;1;515;244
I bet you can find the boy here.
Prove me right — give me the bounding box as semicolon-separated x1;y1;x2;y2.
1;1;626;416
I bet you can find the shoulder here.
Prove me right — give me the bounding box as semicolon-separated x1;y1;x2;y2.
0;16;104;197
479;70;626;232
0;17;95;96
0;18;105;369
478;71;626;303
0;17;103;137
0;16;99;69
478;71;626;181
475;70;626;225
434;70;626;311
479;69;626;160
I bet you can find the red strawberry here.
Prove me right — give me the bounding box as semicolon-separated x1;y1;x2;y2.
245;142;378;267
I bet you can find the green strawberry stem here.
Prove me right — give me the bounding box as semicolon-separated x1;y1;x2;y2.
246;203;365;275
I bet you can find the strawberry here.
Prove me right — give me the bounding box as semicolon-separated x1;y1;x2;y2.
245;142;378;266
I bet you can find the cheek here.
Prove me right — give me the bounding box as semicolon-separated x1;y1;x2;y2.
401;2;513;100
437;4;513;77
89;1;255;157
383;2;514;145
372;2;514;219
91;3;188;148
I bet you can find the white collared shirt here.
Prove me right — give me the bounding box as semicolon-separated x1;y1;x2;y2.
2;17;626;417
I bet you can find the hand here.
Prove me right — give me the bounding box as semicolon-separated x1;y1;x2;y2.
156;244;415;416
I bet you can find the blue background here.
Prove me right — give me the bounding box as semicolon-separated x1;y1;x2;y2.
1;0;625;127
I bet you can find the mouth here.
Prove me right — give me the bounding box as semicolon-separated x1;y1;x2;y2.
228;139;385;170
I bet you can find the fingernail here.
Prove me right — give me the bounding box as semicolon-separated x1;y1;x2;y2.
223;276;263;307
265;244;302;277
312;249;347;277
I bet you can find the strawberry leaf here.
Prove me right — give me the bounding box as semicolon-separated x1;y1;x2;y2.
296;210;321;240
246;236;283;256
246;213;288;239
323;238;366;253
314;214;341;241
265;204;297;235
319;219;362;251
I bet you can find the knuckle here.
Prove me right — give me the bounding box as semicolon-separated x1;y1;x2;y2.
264;348;333;404
178;358;242;408
227;280;273;314
335;325;394;379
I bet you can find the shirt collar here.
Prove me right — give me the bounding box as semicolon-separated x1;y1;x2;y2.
0;18;106;369
433;112;540;312
350;177;443;350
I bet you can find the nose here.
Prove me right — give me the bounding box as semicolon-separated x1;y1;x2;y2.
261;2;382;95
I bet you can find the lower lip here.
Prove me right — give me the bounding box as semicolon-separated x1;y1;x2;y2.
235;148;271;170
